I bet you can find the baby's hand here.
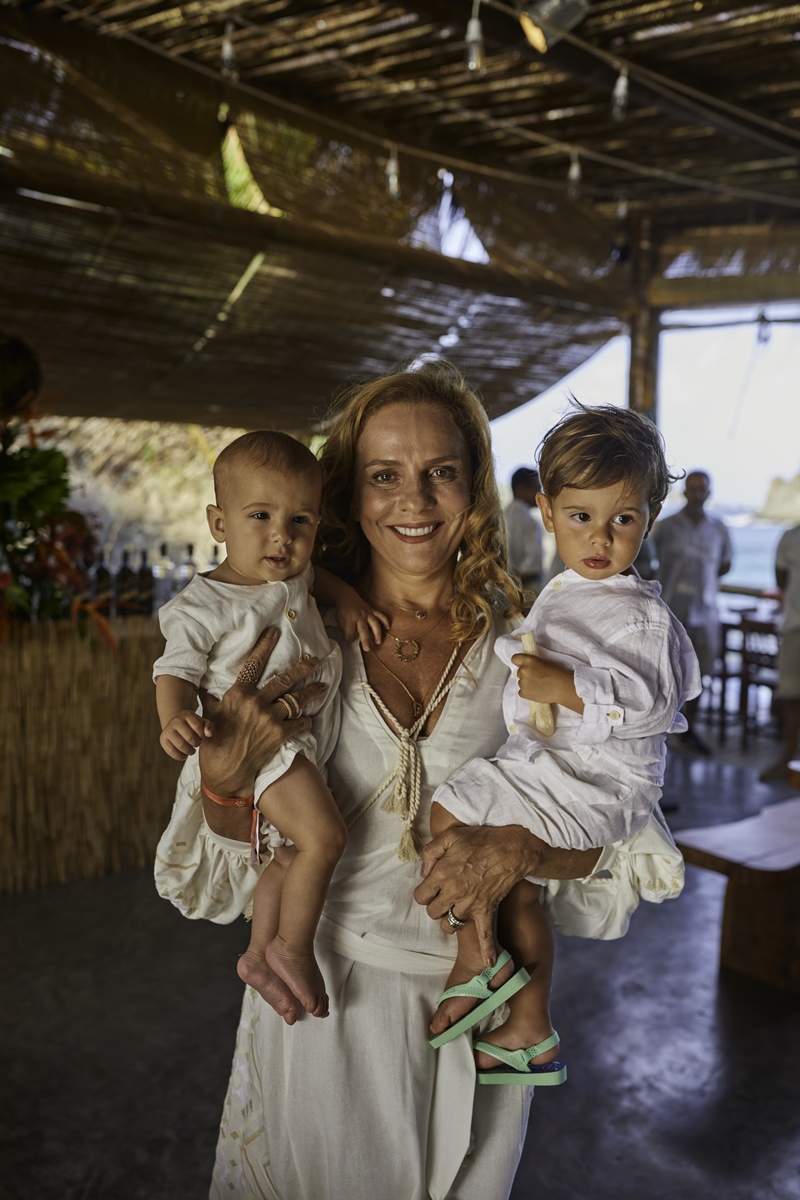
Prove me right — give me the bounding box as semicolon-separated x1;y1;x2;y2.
511;653;574;707
160;710;213;761
337;602;390;652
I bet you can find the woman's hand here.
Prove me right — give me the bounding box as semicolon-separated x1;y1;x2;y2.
198;626;327;809
511;652;584;714
413;825;543;965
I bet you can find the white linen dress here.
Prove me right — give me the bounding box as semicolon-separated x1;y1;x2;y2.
155;611;685;1200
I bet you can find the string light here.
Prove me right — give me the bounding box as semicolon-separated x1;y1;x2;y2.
518;0;589;54
466;0;487;76
567;152;581;198
610;67;629;123
385;145;400;198
221;20;239;81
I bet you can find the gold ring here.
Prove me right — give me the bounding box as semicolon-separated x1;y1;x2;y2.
275;696;294;719
238;660;261;686
283;692;303;718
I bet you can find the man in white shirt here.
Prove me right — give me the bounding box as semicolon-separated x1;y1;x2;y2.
651;471;732;753
760;524;800;781
504;467;545;592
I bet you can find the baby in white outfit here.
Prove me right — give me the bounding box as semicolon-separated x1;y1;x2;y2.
429;404;700;1084
154;430;385;1021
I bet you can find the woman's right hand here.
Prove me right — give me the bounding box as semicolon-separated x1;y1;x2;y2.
198;626;327;804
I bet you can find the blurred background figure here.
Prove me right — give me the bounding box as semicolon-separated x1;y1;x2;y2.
504;466;545;593
651;471;733;753
760;523;800;781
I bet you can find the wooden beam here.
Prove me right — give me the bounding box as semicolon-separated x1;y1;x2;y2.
628;216;661;420
648;274;800;308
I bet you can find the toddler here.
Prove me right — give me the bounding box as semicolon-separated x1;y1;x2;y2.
429;404;701;1083
154;431;385;1021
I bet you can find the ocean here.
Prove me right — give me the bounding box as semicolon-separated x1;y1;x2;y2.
718;517;790;590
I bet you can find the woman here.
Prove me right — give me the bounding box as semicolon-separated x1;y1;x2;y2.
155;361;683;1200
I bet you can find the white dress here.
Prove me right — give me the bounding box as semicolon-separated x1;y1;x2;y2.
154;612;685;1200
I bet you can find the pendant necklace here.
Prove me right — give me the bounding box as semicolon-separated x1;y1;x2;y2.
385;607;448;662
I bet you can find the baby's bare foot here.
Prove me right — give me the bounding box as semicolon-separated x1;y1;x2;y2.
429;952;515;1037
265;937;329;1018
237;949;302;1025
473;1008;559;1071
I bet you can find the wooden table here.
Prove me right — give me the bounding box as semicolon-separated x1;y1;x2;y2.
676;798;800;993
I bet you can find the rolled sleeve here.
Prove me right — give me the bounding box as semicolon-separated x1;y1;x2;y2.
573;664;625;743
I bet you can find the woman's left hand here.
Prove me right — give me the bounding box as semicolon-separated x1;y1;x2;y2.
414;825;543;965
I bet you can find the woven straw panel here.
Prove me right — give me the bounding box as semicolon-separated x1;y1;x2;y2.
0;619;180;894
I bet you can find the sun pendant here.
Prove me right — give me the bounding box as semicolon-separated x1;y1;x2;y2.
395;639;420;662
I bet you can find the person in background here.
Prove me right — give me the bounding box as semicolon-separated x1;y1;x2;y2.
504;467;545;592
651;470;732;754
760;523;800;781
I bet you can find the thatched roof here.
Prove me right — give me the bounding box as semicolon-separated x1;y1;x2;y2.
1;1;798;428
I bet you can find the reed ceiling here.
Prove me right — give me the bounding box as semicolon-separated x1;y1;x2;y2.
0;0;798;427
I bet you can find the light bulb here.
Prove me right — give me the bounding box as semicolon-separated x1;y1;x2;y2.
221;20;238;81
386;147;400;198
610;68;629;123
567;153;581;199
466;15;486;75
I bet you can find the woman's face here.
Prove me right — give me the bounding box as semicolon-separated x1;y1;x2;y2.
352;402;473;582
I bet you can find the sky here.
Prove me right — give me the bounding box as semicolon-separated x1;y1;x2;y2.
489;304;800;515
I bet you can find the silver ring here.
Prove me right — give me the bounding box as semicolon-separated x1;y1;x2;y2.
446;906;468;930
237;659;261;686
275;696;294;719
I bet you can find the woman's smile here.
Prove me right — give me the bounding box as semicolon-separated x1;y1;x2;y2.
353;403;472;580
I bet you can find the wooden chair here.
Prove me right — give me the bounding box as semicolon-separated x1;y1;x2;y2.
738;613;780;749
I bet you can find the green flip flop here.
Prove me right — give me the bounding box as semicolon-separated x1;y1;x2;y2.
428;949;531;1050
474;1031;567;1086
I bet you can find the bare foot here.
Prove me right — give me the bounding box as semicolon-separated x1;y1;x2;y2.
429;950;515;1038
265;937;329;1018
237;949;302;1025
473;1004;559;1072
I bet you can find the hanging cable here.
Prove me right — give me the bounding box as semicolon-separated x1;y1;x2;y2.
610;67;629;123
465;0;487;76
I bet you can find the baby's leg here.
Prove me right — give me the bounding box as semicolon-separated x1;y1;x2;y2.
428;801;516;1037
237;846;302;1025
257;755;347;1018
474;879;560;1069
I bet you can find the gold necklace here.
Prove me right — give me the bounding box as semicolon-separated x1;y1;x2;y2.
371;641;459;721
385;607;448;662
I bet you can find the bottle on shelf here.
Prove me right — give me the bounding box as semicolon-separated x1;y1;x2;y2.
153;543;175;611
137;549;154;617
177;543;197;591
115;549;137;618
206;545;220;573
89;549;113;617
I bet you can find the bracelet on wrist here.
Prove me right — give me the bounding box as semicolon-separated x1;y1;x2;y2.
200;781;261;866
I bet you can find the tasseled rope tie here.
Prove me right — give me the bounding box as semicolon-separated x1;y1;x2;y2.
347;645;461;863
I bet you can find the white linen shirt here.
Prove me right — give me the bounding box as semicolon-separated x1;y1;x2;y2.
651;510;732;632
152;566;341;798
503;497;544;581
434;569;701;856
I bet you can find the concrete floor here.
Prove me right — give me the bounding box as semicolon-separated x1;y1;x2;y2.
2;725;799;1200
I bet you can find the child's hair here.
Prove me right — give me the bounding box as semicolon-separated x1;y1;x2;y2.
537;402;681;512
213;430;321;506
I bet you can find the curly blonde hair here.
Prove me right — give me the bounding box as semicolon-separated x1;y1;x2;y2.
316;360;523;642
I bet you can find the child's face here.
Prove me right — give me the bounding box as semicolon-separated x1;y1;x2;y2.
536;479;657;582
206;465;321;586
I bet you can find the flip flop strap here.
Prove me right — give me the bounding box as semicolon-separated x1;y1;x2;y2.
474;1030;561;1071
435;949;512;1004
